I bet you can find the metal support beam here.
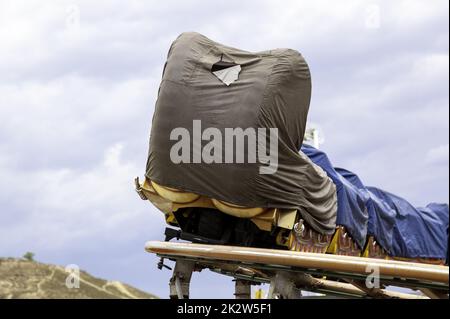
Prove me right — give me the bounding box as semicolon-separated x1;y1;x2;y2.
234;279;251;299
169;260;195;299
346;279;391;299
148;241;447;299
146;241;449;285
419;288;449;299
268;271;301;299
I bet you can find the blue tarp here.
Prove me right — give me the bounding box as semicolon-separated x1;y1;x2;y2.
301;144;449;259
335;168;396;255
367;187;449;259
301;144;369;248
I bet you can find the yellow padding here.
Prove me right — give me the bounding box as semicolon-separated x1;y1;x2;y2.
147;179;266;218
326;228;340;254
211;199;265;218
151;181;200;204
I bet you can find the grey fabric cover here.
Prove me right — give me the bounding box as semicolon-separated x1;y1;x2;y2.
146;32;337;234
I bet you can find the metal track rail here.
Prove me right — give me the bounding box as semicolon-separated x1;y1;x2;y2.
146;241;449;299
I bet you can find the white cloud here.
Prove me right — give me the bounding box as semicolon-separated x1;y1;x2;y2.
0;142;164;252
426;144;449;165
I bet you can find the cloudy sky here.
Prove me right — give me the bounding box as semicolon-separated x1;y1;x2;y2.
0;0;448;298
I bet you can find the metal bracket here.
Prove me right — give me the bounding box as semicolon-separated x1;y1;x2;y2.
157;257;172;271
268;271;302;299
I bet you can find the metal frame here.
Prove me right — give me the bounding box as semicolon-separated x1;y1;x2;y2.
147;241;449;299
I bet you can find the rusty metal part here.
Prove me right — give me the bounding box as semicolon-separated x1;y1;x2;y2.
234;280;252;299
